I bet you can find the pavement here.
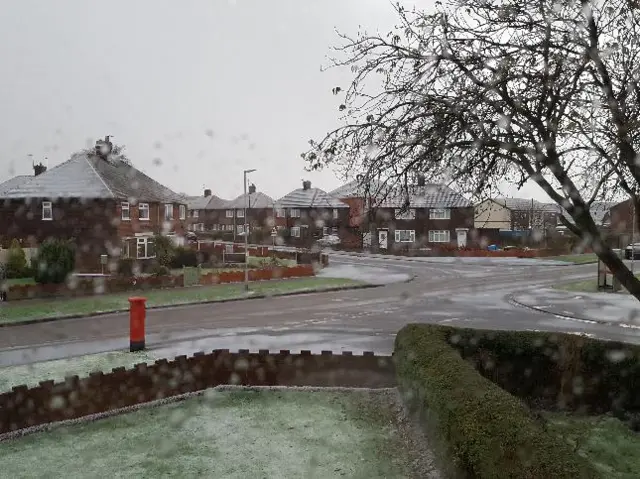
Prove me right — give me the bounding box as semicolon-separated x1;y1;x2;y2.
3;253;640;367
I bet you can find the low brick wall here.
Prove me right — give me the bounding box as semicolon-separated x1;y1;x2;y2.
196;241;328;266
0;349;395;436
5;265;316;301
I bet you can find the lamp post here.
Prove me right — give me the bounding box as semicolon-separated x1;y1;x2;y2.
244;168;256;292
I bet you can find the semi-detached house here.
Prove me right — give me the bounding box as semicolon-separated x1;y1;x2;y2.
0;138;188;272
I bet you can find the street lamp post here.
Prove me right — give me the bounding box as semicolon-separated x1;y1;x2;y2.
244;168;256;292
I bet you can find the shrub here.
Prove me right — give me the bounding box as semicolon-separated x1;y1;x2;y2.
5;239;28;278
33;239;75;284
394;324;599;478
117;258;136;277
149;262;170;277
170;246;198;268
153;235;175;267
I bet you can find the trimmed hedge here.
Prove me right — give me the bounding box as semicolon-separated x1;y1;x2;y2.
394;324;599;478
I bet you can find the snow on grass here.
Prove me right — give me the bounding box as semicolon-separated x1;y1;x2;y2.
0;351;154;393
0;389;418;478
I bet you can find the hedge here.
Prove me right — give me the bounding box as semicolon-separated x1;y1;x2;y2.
394;324;600;478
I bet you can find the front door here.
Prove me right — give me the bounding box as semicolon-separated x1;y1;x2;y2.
456;229;468;248
378;230;388;250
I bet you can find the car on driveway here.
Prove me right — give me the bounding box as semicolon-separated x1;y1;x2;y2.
316;234;341;248
624;243;640;259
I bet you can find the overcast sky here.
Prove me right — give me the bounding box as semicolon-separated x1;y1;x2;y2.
0;0;547;202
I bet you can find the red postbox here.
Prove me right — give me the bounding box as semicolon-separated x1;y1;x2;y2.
129;296;147;352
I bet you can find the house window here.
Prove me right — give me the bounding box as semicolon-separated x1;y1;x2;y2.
121;202;130;221
179;205;186;220
236;209;245;218
276;208;286;218
322;226;329;236
42;201;53;221
225;210;234;218
139;203;150;220
164;204;173;221
192;210;199;218
430;208;451;219
394;208;416;220
289;209;301;218
332;226;338;235
395;229;416;243
237;224;245;234
429;230;450;242
121;240;130;258
136;237;155;259
332;208;338;219
290;226;301;237
197;223;205;231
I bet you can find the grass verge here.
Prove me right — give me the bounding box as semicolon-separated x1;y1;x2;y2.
0;351;155;393
394;324;600;478
555;273;640;293
544;412;640;478
0;277;365;325
0;389;418;478
547;254;599;264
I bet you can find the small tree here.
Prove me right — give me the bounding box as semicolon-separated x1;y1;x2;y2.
34;239;75;284
153;234;175;268
5;239;28;279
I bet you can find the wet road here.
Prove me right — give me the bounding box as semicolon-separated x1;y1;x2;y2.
2;254;639;365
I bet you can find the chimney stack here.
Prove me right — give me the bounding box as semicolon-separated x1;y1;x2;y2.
302;180;311;190
416;174;426;187
33;163;47;176
248;184;256;195
204;189;212;197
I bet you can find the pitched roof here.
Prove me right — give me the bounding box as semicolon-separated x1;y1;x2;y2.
0;175;30;195
376;183;472;208
185;194;228;210
330;179;384;198
225;191;274;209
490;197;545;211
276;187;348;209
559;201;615;227
0;151;184;203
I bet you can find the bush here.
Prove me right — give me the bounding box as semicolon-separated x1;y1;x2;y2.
33;239;75;284
5;239;28;278
394;324;599;478
153;235;175;267
170;246;198;268
149;262;170;277
117;258;136;277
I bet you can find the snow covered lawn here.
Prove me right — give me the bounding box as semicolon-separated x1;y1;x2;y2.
0;388;438;478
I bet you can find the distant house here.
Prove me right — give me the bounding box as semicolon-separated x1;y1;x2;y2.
220;185;275;240
0;137;188;272
355;175;473;250
474;198;560;231
603;199;635;239
184;189;228;232
274;180;349;247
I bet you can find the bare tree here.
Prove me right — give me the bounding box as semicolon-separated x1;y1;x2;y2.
304;0;640;299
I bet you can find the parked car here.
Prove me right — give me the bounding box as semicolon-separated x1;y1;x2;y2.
316;234;341;248
624;243;640;259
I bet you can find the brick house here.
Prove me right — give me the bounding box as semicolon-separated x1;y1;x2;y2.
184;189;228;232
0;138;188;272
606;199;637;245
219;185;275;241
347;175;474;250
274;180;349;247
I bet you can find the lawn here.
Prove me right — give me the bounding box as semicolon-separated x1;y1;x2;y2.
0;277;364;325
170;257;297;275
0;389;423;478
0;351;154;393
555;273;640;293
544;412;640;478
547;253;599;264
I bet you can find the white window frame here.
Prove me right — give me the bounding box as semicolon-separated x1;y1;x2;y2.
332;208;339;219
430;208;451;220
192;209;199;218
276;208;286;218
164;203;173;221
394;229;416;243
428;230;450;243
290;226;301;237
236;209;245;218
322;226;329;236
225;209;234;218
121;202;130;221
197;223;205;231
289;208;301;218
42;201;53;221
179;205;186;220
394;208;416;220
237;224;245;234
136;237;155;259
121;240;130;258
139;203;150;221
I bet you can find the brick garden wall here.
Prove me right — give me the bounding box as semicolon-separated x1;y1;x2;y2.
5;264;317;301
0;349;395;436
